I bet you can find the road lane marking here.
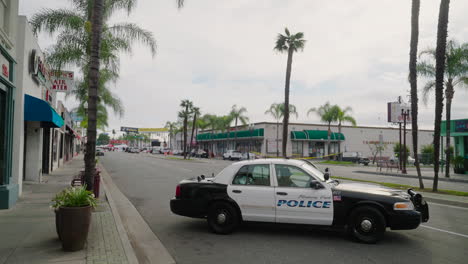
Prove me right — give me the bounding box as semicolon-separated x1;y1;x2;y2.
428;202;468;211
421;225;468;239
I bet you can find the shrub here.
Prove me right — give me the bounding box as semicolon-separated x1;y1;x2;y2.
52;186;97;209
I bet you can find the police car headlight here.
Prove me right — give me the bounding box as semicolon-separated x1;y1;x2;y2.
393;202;415;211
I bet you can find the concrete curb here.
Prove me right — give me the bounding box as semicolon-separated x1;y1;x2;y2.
99;164;176;264
424;197;468;208
100;165;140;264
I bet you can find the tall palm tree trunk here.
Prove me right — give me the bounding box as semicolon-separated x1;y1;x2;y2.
327;122;331;160
189;113;197;156
433;0;450;192
84;0;104;191
338;122;342;161
234;118;238;150
183;117;188;159
445;81;454;178
276;121;279;157
410;0;424;189
282;48;294;158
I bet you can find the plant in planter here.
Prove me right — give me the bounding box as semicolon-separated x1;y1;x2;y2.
52;186;97;251
452;156;466;174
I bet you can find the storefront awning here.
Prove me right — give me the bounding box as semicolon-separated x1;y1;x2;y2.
303;130;345;141
24;94;64;128
196;128;264;141
291;131;307;140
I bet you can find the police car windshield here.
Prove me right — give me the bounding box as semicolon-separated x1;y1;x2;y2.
300;163;325;182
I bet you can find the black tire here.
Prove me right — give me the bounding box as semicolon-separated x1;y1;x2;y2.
229;156;232;161
348;206;386;244
207;202;240;234
223;156;226;160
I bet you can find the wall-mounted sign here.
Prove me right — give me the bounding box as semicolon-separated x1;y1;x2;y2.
49;70;74;92
1;64;8;78
0;52;10;80
120;126;139;133
70;112;84;122
455;120;468;133
387;102;411;123
29;49;49;85
138;128;169;133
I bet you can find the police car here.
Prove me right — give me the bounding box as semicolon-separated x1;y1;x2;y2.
170;159;429;243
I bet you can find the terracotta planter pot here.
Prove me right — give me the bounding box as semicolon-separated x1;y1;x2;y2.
55;209;62;241
59;205;92;251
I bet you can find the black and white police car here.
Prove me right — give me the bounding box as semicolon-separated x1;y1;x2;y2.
170;159;429;243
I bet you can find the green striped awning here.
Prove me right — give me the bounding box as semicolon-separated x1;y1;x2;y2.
291;131;307;140
196;128;264;141
303;130;345;141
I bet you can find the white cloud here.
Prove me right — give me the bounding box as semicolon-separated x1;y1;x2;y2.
19;0;468;131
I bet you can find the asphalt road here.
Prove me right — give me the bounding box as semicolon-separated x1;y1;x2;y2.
101;152;468;264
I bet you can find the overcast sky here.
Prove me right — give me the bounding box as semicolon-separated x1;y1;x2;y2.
19;0;468;132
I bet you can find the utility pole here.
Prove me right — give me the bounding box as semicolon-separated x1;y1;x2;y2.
402;109;410;174
398;96;402;171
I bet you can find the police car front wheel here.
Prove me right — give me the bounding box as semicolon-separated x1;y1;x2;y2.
207;202;240;234
348;206;386;244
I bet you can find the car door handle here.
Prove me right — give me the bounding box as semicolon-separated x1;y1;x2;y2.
232;190;242;194
276;192;288;196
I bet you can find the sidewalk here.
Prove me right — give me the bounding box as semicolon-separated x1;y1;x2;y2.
0;155;133;264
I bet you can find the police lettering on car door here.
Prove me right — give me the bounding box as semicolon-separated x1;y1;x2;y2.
277;200;332;208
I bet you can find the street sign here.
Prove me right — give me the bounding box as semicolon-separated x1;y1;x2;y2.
70;112;83;122
120;126;139;133
387;102;411;123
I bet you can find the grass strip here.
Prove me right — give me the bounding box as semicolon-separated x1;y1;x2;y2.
331;176;468;197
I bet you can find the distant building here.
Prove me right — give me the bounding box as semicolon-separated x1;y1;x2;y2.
174;122;434;158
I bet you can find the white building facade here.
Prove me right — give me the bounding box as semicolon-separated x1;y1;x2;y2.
192;122;433;159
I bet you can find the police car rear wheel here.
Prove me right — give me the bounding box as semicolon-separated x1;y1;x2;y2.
207;202;239;234
348;206;386;244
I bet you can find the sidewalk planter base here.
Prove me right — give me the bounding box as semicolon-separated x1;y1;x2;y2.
55;209;62;241
59;205;92;251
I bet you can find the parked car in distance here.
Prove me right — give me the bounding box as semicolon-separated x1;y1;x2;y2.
358;158;370;166
96;149;105;156
195;149;209;158
342;152;362;163
223;150;242;160
241;152;258;160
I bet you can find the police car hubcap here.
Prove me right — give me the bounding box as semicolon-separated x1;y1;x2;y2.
360;219;373;232
217;213;227;224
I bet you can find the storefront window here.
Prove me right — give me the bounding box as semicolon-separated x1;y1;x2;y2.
292;141;303;156
309;141;325;158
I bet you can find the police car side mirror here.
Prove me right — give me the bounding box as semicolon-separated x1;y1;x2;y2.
310;180;323;189
324;172;330;181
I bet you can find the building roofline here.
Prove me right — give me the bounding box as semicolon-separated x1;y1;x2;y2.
253;121;434;132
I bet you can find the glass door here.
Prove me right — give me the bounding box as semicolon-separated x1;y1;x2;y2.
0;88;6;185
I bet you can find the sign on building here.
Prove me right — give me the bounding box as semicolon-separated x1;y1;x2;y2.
49;70;74;92
455;120;468;132
29;49;49;85
138;128;168;133
387;102;411;123
121;126;139;133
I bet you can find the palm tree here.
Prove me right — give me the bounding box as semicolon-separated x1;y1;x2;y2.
83;0;104;191
265;103;282;157
189;106;200;154
265;103;298;157
274;28;306;157
336;106;357;160
431;0;450;191
308;102;339;159
165;121;178;149
31;0;157;131
202;114;221;156
230;105;249;149
179;100;193;159
417;40;468;180
409;0;424;189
